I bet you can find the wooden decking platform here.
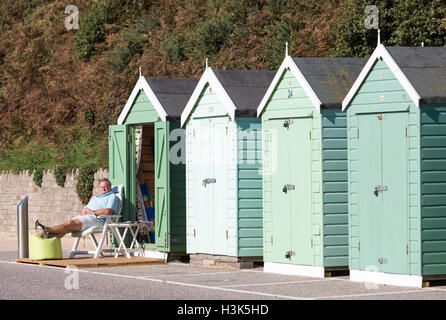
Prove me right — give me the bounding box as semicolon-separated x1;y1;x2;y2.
15;256;165;269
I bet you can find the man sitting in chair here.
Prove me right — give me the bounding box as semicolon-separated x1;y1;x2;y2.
35;178;119;238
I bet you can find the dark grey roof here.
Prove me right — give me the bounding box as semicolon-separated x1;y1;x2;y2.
292;57;368;109
145;77;198;119
385;46;446;104
212;69;276;117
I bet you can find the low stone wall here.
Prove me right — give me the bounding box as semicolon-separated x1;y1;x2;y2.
0;169;108;238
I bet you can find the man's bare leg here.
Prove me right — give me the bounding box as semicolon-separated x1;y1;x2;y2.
46;219;83;238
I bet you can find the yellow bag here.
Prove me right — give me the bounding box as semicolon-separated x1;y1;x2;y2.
29;234;63;260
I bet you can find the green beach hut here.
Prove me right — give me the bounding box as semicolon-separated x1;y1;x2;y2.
181;67;275;267
343;44;446;287
257;55;366;277
109;75;197;258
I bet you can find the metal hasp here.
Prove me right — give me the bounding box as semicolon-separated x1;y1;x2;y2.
283;119;294;128
282;184;295;193
17;196;29;259
202;178;216;187
285;250;295;259
374;185;388;196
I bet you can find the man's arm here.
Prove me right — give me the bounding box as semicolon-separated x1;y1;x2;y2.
82;207;114;216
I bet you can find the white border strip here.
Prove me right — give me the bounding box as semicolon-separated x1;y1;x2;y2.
264;262;325;278
350;269;423;288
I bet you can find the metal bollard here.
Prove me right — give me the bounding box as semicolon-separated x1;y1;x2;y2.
17;196;29;259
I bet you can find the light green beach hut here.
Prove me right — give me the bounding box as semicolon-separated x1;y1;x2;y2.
343;44;446;287
257;55;365;277
181;67;275;267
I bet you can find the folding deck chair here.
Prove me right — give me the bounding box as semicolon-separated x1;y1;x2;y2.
69;185;123;259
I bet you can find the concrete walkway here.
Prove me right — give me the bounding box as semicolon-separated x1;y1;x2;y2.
3;236;446;301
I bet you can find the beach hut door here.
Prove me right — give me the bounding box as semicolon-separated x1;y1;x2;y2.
109;125;130;219
358;113;408;274
154;121;170;251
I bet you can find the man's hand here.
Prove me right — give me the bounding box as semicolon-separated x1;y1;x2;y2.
80;208;92;216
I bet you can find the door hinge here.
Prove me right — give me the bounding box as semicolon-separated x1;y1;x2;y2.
358;242;360;252
226;230;228;239
226;126;228;136
127;134;131;143
406;244;408;255
194;229;196;238
311;239;313;248
405;127;408;137
357;129;359;139
309;130;312;140
271;236;273;245
193;129;195;138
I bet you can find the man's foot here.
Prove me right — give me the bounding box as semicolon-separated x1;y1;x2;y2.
34;219;49;238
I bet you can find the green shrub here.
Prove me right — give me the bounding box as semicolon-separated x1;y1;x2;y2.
194;14;235;56
123;13;160;56
76;163;97;204
263;19;291;69
105;46;132;74
32;167;44;187
74;0;124;60
54;166;66;187
160;33;187;62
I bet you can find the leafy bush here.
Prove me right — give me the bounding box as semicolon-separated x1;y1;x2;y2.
193;13;235;56
330;0;446;57
123;13;160;56
32;167;44;187
54;166;66;187
74;0;124;60
105;46;132;74
263;18;292;69
76;163;97;204
160;33;187;62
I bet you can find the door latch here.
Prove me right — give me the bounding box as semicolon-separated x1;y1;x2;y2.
374;185;388;196
202;178;216;187
283;184;295;193
285;250;295;259
283;119;294;128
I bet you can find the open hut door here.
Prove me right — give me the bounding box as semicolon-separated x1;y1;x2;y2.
109;125;131;221
155;121;171;252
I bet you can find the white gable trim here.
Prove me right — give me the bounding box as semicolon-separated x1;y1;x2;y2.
180;67;236;127
257;55;323;117
117;77;168;125
342;44;421;110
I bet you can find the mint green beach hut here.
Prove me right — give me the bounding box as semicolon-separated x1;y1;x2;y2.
109;76;197;258
343;45;446;287
257;55;366;277
181;68;275;267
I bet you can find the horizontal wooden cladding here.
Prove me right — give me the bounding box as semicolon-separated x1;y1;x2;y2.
422;195;446;206
423;263;446;275
237;118;263;258
421;136;446;148
422;171;446;182
421;160;446;171
322;128;347;139
421;183;446;194
322;109;348;268
422;148;446;159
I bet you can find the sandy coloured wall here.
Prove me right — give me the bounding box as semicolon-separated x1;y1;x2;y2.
0;169;108;238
